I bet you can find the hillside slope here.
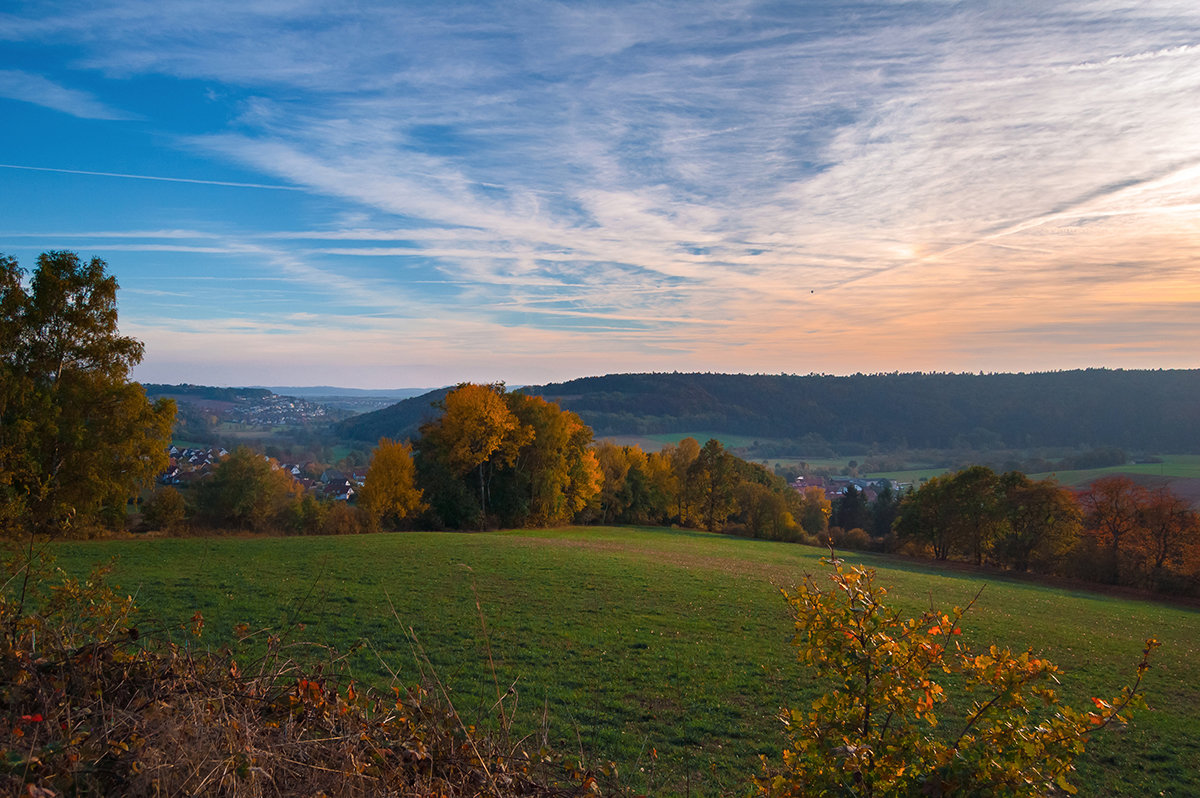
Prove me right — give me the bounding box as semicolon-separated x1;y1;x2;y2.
336;370;1200;451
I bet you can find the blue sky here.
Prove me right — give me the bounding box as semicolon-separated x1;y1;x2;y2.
2;1;1199;388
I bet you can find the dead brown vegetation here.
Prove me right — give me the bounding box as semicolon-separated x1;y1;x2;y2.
1;547;592;797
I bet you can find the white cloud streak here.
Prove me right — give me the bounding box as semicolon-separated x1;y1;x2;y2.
0;69;133;119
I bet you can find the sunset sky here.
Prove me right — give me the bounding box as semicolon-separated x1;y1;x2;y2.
2;1;1199;389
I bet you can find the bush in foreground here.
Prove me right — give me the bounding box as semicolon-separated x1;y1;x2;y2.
757;556;1157;797
0;548;592;797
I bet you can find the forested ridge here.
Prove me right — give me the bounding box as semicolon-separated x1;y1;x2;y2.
339;369;1200;451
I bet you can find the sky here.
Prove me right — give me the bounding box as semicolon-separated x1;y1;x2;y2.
2;1;1200;389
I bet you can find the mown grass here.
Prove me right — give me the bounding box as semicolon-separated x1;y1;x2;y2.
50;527;1200;796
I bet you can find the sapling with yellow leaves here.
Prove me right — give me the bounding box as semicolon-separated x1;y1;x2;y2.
757;556;1157;797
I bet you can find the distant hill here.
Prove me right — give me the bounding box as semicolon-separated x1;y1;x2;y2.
143;384;274;402
257;386;436;400
335;370;1200;453
336;386;453;442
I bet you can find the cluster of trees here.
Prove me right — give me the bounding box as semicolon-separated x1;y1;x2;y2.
404;383;831;538
888;467;1200;594
153;430;1200;599
1077;476;1200;591
894;467;1081;570
588;437;831;540
413;383;600;529
165;383;823;539
1;253;175;537
140;445;414;537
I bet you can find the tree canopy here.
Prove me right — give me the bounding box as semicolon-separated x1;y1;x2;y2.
0;252;175;536
360;438;425;530
414;384;598;529
194;447;302;532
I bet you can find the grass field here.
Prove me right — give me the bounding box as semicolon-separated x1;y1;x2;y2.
50;528;1200;796
640;432;764;450
1034;453;1200;485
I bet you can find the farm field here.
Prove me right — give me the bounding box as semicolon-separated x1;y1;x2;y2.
51;527;1200;796
1036;453;1200;484
640;432;763;450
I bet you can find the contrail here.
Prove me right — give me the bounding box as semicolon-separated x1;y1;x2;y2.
0;163;303;191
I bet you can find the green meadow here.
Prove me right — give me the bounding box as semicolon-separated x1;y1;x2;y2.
51;528;1200;796
1034;454;1200;486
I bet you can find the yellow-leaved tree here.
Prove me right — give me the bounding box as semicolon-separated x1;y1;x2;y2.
360;438;425;531
501;393;599;526
416;383;531;528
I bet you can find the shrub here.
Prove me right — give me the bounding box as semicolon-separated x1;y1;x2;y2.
757;556;1157;797
0;547;593;797
827;526;873;551
140;486;187;533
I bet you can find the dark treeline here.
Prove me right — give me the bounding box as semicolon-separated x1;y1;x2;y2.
882;467;1200;597
339;370;1200;452
143;383;275;402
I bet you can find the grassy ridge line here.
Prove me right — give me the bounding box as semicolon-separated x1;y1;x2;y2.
51;527;1200;796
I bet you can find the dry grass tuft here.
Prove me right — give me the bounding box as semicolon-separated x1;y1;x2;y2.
1;547;595;797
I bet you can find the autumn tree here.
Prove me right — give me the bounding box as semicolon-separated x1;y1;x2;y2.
194;448;302;532
894;474;957;560
415;383;529;528
0;252;175;536
491;393;599;526
414;385;605;529
665;437;701;524
638;448;677;525
946;466;1005;566
688;438;738;531
592;441;633;524
796;486;832;538
1080;476;1146;584
360;438;425;531
896;467;1007;564
736;480;799;541
994;471;1082;572
141;486;187;533
1137;487;1200;588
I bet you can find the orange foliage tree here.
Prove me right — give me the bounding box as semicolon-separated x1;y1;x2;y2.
1079;476;1145;583
418;383;529;526
1138;487;1200;587
758;557;1157;797
1081;476;1200;589
499;393;600;526
360;438;425;531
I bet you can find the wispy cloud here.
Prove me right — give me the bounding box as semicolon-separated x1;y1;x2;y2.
0;70;133;119
5;1;1200;384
